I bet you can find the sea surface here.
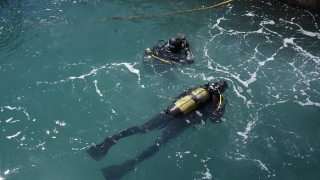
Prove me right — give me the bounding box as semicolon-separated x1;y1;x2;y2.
1;0;320;180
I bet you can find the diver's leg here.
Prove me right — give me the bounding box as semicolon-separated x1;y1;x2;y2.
100;119;192;180
87;113;170;161
136;119;191;163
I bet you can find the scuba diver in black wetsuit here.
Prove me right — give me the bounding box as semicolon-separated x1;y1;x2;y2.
144;33;194;64
142;34;194;81
86;80;228;180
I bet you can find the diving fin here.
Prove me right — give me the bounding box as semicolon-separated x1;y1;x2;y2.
87;134;122;161
101;159;137;180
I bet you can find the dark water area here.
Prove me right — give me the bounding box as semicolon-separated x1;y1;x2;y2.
1;0;320;180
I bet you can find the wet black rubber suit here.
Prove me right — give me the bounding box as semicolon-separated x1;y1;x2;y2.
144;34;194;64
86;80;228;180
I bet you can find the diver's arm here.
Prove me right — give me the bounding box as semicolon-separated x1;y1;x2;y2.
209;103;225;123
166;43;193;63
177;34;194;63
161;49;184;62
184;43;194;63
166;50;192;64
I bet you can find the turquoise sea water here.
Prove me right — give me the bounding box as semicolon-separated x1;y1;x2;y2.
1;0;320;179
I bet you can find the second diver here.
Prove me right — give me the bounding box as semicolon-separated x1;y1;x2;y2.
144;33;194;64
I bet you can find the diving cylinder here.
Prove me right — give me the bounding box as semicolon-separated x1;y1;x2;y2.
165;88;210;117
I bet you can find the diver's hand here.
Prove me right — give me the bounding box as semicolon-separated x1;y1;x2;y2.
185;48;194;63
185;42;189;48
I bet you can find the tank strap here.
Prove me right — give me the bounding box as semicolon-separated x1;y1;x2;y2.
213;92;223;114
189;93;204;106
151;54;171;64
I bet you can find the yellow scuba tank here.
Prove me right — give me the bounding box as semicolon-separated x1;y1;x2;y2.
165;88;210;117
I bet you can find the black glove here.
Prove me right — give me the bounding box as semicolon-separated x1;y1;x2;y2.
185;47;194;63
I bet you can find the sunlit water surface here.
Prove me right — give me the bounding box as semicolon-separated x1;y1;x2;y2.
1;0;320;180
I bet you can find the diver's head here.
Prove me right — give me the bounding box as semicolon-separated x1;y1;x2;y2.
210;80;228;93
167;38;183;50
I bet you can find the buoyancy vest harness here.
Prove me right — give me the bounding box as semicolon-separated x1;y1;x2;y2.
212;92;223;114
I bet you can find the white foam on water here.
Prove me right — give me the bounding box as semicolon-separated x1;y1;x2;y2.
175;151;191;158
0;168;19;179
254;159;270;173
300;29;320;38
55;120;66;126
280;18;320;39
69;67;99;80
113;62;141;82
204;17;267;93
6;119;20;124
210;17;226;30
244;12;255;17
4;106;21;110
237;119;256;141
244;71;257;86
196;157;212;179
236;88;247;103
35;64;107;86
283;37;320;64
296;98;320;107
260;20;282;37
5;117;13;123
258;51;276;66
201;168;212;179
2;106;30;120
207;17;226;41
6;131;22;139
93;80;103;96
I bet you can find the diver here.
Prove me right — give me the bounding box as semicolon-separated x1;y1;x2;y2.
144;33;194;64
87;80;228;180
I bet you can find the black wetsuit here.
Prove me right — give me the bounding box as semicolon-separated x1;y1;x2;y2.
145;42;194;64
87;82;227;180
